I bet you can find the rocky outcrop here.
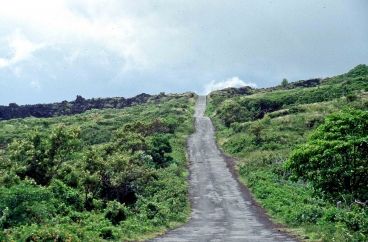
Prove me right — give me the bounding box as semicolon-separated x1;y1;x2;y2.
209;86;254;99
288;78;321;88
0;93;154;120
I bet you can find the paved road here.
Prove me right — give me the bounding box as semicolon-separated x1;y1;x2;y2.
150;96;295;242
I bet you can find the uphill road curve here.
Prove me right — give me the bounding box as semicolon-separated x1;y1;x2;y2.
149;95;296;242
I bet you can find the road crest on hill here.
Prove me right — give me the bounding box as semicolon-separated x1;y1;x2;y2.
149;95;297;242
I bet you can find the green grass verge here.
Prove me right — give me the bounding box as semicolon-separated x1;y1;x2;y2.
208;65;368;241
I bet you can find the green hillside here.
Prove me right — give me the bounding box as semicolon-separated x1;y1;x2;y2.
1;64;368;241
207;64;368;241
0;93;196;241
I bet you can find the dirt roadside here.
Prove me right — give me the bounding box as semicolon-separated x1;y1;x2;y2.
149;96;298;242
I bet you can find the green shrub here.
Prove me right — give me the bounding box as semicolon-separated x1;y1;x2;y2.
286;109;368;201
0;180;56;228
105;201;128;225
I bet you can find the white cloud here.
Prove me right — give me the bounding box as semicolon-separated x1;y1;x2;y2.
0;29;45;69
0;0;192;73
0;58;7;68
64;50;82;64
203;77;257;95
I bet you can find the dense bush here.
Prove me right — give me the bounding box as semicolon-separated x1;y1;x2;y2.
286;109;368;201
0;93;195;241
216;100;252;127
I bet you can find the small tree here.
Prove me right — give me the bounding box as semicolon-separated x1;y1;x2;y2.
8;125;81;185
285;109;368;201
248;122;264;145
147;134;172;168
281;78;288;87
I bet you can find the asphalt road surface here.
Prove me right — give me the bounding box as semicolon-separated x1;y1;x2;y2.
149;96;296;242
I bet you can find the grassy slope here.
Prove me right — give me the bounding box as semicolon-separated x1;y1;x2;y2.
207;65;368;241
0;93;196;241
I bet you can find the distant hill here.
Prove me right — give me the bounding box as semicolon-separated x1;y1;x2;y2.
0;92;195;120
207;64;368;125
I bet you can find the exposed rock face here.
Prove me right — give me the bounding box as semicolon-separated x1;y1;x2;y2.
289;78;321;88
0;93;153;120
256;78;322;92
209;86;254;99
209;78;322;100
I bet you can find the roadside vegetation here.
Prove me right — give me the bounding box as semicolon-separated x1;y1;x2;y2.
207;64;368;241
0;92;196;241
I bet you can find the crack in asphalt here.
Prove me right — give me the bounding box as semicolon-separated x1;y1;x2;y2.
149;96;296;242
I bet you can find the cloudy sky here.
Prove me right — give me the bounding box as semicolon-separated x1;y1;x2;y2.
0;0;367;105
